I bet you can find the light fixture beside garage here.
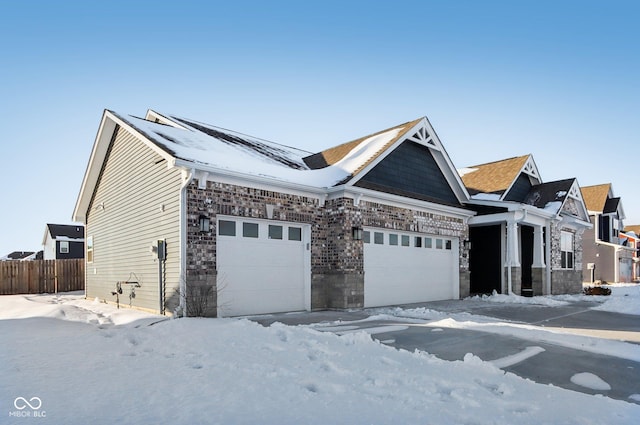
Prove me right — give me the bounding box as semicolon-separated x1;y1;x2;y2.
352;226;363;241
199;215;210;233
463;239;472;250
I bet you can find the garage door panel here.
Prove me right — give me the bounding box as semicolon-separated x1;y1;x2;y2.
216;217;309;317
364;228;457;307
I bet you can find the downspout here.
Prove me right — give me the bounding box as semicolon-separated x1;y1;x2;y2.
179;168;195;316
545;222;552;295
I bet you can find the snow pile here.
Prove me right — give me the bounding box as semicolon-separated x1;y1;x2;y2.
571;373;612;391
2;293;639;424
469;290;570;307
592;284;640;315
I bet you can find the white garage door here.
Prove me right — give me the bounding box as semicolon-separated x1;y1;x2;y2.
216;216;310;317
364;228;459;308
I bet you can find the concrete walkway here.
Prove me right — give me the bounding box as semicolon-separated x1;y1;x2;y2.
251;299;640;405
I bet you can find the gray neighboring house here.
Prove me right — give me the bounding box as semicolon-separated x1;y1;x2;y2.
42;224;85;260
73;109;474;317
581;183;634;283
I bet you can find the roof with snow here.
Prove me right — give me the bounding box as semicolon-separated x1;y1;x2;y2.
73;109;472;222
112;111;423;189
524;179;574;212
2;251;35;260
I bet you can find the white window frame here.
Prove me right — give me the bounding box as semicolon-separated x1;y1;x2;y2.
560;231;574;269
59;240;69;254
86;236;93;263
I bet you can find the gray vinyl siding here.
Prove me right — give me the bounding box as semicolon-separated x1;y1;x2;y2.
85;125;182;314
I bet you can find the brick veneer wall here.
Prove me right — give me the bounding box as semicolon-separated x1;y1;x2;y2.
186;179;470;314
549;222;584;294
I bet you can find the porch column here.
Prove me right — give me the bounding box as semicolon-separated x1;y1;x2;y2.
506;221;520;267
505;220;520;294
532;225;545;267
532;224;546;295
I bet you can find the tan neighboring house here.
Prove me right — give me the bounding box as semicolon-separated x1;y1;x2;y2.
73;109;474;317
459;155;591;296
581;184;634;283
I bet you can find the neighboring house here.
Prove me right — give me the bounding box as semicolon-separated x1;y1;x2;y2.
1;251;35;261
42;224;85;260
581;184;634;283
459;155;591;296
624;224;640;282
73;109;474;317
620;228;640;282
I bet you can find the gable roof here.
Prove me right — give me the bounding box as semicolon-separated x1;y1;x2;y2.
45;224;84;239
74;110;471;221
523;178;589;221
581;184;612;213
458;155;541;200
42;224;85;246
524;178;574;212
303;118;422;171
581;184;611;212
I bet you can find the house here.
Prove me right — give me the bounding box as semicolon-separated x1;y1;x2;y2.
581;184;634;283
459;155;591;296
619;228;640;282
73;109;474;317
42;224;85;260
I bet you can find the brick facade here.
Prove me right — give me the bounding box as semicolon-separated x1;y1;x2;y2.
549;223;584;294
185;179;469;315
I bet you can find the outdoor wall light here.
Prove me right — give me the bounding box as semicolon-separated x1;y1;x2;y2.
199;215;210;232
352;226;363;241
463;239;472;250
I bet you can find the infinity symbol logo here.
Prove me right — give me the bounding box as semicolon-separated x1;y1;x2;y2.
14;397;42;410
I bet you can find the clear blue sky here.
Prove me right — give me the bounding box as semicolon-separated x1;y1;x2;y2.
1;0;638;255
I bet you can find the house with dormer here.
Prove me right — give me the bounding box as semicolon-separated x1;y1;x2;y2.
581;184;634;283
73;109;474;317
459;155;591;296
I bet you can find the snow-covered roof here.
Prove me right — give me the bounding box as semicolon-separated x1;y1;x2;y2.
43;224;84;246
73;109;473;222
114;111;413;189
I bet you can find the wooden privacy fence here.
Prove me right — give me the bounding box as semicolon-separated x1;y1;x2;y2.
0;259;85;295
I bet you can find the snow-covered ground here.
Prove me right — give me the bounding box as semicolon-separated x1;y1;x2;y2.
1;286;639;424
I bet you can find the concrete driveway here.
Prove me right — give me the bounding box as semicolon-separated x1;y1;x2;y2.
251;299;640;405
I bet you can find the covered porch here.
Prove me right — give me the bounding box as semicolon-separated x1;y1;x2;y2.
468;206;553;296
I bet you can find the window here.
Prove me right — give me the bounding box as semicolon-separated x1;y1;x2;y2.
414;237;422;248
268;225;283;240
424;238;432;248
363;231;370;244
86;236;93;263
561;231;574;269
445;240;452;250
219;220;236;236
59;241;69;254
401;235;410;247
374;232;384;245
243;222;259;238
389;234;398;246
436;239;443;249
288;227;302;241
